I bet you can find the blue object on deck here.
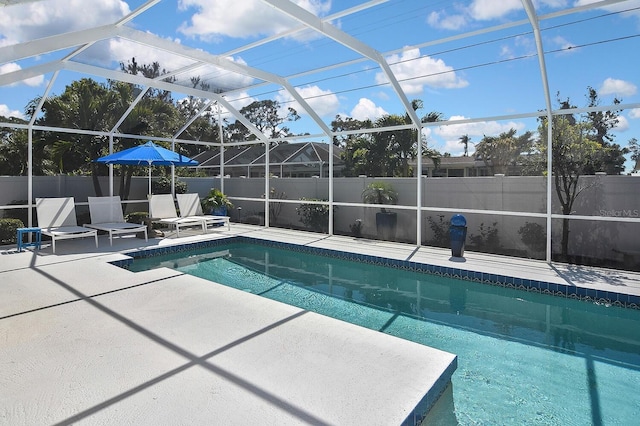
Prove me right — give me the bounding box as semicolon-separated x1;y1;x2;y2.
94;141;199;196
17;227;42;252
449;214;467;258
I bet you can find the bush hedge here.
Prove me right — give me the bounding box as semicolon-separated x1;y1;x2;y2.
0;218;25;245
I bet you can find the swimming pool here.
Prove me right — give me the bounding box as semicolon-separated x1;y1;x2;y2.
126;239;640;425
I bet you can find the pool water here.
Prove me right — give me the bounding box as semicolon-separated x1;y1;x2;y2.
129;243;640;425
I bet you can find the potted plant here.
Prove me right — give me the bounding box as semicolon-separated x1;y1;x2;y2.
201;188;233;216
362;181;398;240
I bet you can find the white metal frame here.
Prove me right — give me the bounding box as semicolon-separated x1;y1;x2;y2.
1;0;638;263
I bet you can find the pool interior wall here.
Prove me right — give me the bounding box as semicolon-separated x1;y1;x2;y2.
117;235;640;309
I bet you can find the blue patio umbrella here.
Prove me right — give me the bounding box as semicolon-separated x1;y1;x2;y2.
95;141;198;194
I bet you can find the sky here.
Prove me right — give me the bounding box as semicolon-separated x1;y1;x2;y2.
1;0;639;171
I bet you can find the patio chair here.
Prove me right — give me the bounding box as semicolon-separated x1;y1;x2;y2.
148;194;205;237
176;193;230;231
35;197;99;253
85;196;148;245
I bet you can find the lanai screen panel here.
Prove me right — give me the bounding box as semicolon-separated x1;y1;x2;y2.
542;2;640;104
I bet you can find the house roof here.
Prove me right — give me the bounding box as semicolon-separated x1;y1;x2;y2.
192;142;343;168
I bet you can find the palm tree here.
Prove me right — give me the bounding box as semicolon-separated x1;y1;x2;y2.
31;78;116;196
459;134;470;157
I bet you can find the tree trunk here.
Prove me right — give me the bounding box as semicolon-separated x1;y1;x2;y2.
91;165;103;197
561;216;570;260
119;168;133;201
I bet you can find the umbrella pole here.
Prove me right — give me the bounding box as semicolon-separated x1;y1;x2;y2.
148;166;152;195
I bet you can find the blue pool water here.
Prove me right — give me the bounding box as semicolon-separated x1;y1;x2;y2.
128;242;640;425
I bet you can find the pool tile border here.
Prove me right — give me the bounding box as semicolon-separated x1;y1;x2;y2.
114;236;640;310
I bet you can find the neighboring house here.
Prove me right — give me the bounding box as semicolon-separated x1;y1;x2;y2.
192;142;345;178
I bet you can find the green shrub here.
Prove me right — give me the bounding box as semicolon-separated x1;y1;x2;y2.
0;218;25;244
125;211;149;224
296;198;332;233
518;222;546;252
202;188;233;213
362;182;398;212
152;177;187;194
263;187;286;224
350;219;363;237
426;215;449;248
3;200;29;225
468;222;501;253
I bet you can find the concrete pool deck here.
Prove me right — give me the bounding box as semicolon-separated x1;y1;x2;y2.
1;225;458;425
2;224;640;425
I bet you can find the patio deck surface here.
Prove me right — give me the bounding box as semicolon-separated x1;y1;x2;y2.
1;224;639;425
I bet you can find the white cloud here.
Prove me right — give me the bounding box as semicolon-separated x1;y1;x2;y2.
224;91;258;115
108;37;193;69
468;0;522;21
0;0;129;46
629;108;640;119
550;35;577;52
500;34;537;59
275;85;339;118
109;38;255;92
0;0;130;81
599;78;637;97
0;62;45;87
376;48;468;94
574;0;640;21
350;98;387;121
178;0;331;41
433;115;526;154
0;104;24;119
442;139;474;156
426;11;467;30
614;115;630;132
425;0;522;31
427;0;573;30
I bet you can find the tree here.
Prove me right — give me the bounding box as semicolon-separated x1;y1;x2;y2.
538;114;600;259
459;134;470;157
336;100;442;177
373;114;416;177
28;78;117;196
120;57;175;103
534;88;628;259
0;117;40;176
112;61;187;199
175;77;222;152
331;115;372;147
583;86;628;175
628;137;639;172
228;100;300;141
419;107;443;174
331;115;374;177
474;129;534;175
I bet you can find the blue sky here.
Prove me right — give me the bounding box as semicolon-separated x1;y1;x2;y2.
1;0;639;170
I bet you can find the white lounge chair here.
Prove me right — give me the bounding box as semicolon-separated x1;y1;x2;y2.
85;196;148;245
148;194;204;237
176;193;230;232
36;197;99;253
